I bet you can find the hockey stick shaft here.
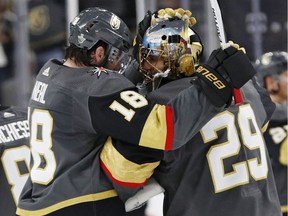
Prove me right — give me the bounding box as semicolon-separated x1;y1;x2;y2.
209;0;226;45
209;0;243;104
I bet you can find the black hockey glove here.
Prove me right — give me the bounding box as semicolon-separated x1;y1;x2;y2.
195;44;256;107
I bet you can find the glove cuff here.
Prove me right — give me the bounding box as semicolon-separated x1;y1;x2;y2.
195;65;232;107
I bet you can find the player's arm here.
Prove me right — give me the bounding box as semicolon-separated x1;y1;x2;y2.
89;81;220;151
100;137;164;211
89;44;256;151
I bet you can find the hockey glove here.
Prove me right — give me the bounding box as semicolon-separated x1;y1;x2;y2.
151;8;197;27
195;42;256;107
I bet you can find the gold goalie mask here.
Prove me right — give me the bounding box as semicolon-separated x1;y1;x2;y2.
139;19;203;86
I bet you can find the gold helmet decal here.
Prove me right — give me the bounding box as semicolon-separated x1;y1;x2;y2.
110;14;121;30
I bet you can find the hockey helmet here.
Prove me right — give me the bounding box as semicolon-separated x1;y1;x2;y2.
69;7;132;72
255;51;288;87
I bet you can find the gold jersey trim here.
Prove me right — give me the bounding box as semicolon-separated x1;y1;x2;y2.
280;136;288;166
101;137;160;184
16;190;117;216
281;204;288;213
139;104;168;150
262;121;269;133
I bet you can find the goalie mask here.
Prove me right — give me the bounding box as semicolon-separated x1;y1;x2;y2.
139;19;203;86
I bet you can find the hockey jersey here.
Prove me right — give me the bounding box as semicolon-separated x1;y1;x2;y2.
101;78;282;216
0;106;29;216
154;78;281;216
17;59;224;215
263;103;287;214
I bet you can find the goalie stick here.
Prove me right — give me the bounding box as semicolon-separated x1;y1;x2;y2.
209;0;244;104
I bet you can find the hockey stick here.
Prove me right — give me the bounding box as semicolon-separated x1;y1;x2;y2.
209;0;243;104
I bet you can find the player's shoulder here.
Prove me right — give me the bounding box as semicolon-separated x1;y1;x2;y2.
37;60;135;97
242;78;275;117
0;106;27;123
84;67;136;96
152;77;194;95
147;77;195;104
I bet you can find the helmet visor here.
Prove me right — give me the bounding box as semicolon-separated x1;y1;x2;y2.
104;47;131;74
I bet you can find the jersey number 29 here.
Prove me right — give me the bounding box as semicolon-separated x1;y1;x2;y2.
201;105;268;193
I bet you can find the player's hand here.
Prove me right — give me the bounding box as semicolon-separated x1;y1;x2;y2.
204;41;254;88
221;40;246;54
195;41;256;107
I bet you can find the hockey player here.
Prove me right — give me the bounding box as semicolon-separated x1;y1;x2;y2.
255;51;288;216
0;106;30;215
100;9;282;216
17;7;255;216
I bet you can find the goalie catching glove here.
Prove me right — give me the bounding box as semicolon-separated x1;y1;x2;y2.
195;41;256;107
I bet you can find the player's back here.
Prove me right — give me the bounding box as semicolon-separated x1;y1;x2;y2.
18;59;134;214
153;79;282;216
0;106;29;216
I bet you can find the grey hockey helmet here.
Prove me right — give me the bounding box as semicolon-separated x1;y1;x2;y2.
255;51;288;87
69;7;132;72
69;7;132;52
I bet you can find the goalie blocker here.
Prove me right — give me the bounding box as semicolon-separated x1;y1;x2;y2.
195;45;256;107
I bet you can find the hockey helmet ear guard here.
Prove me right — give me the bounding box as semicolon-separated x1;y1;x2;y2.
139;19;203;82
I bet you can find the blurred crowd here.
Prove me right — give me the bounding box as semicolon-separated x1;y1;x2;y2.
0;0;67;104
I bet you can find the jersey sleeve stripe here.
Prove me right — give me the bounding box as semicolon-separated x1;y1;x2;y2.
165;106;174;150
101;161;148;188
139;105;173;150
281;205;288;213
100;137;160;188
279;137;288;165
